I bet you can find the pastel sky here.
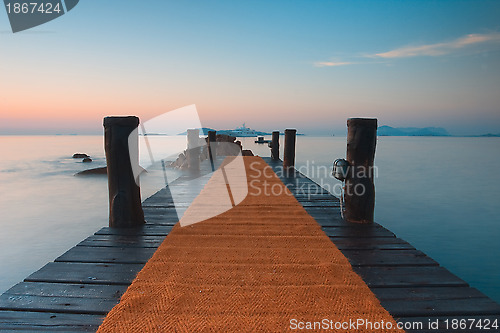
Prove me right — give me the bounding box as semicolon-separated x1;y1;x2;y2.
1;0;499;135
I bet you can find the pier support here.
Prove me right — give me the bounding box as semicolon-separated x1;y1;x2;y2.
208;130;217;171
283;129;296;170
344;118;377;224
270;131;280;160
187;129;201;171
104;116;145;228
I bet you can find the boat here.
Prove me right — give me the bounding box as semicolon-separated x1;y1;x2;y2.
208;123;271;137
230;123;260;137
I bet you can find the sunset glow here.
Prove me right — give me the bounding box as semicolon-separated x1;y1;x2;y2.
1;1;499;135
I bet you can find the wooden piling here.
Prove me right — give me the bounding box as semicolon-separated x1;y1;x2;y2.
186;129;200;171
283;129;296;169
103;116;145;228
344;118;377;223
208;130;217;171
270;131;280;160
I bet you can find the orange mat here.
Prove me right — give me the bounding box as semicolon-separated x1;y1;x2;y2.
97;157;403;332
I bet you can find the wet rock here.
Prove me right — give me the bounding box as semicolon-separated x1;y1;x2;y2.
73;153;89;158
76;167;107;176
82;157;93;163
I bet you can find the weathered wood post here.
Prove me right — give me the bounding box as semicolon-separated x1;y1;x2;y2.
283;129;296;169
344;118;377;223
270;131;280;160
187;129;200;171
104;116;145;228
208;130;217;171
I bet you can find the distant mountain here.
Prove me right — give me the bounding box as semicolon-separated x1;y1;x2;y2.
378;126;450;137
479;133;500;137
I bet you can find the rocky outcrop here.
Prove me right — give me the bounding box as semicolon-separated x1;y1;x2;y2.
73;153;90;158
169;134;250;169
76;167;107;176
76;166;147;176
169;152;189;169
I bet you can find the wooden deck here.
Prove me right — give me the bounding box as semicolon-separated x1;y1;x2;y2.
0;157;499;332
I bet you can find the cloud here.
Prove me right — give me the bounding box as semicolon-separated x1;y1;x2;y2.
313;61;354;67
314;32;500;68
370;32;500;59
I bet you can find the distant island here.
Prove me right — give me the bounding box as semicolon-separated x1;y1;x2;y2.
378;125;500;137
478;133;500;137
378;126;450;137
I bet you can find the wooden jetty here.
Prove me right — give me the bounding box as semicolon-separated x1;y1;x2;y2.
0;119;499;332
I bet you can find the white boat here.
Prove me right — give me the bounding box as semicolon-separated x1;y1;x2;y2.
230;123;259;137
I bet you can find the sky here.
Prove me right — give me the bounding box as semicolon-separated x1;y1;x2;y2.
0;0;499;136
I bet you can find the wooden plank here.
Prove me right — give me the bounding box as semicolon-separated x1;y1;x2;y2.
293;194;337;200
374;286;490;301
383;297;500;317
4;282;126;299
322;226;395;238
354;266;469;288
331;238;415;250
143;212;179;222
25;262;143;285
308;217;350;227
375;287;500;317
95;225;172;236
142;209;178;214
141;203;176;208
0;310;102;332
303;207;343;217
142;208;178;213
0;294;118;315
55;246;156;264
143;217;179;226
343;249;438;267
78;234;165;248
287;189;330;195
1;325;98;333
298;201;340;208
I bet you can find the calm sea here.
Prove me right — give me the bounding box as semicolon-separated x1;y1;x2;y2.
0;135;499;303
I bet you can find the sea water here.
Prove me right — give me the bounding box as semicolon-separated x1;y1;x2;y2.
0;135;499;304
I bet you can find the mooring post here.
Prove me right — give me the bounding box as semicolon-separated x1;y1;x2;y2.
103;116;145;228
187;129;201;171
344;118;377;223
283;129;296;170
208;130;217;171
270;131;280;160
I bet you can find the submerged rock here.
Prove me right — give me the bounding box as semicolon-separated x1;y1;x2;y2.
82;157;93;163
76;167;107;176
75;166;147;176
